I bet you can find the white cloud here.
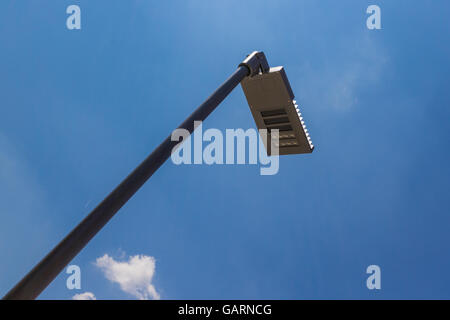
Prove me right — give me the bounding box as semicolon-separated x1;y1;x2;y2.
95;254;160;300
72;292;96;300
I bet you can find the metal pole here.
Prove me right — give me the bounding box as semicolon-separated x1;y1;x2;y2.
3;65;250;300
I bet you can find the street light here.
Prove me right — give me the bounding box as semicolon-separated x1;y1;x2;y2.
2;51;314;300
241;61;314;155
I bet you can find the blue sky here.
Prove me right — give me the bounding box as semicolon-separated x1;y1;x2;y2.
0;0;449;299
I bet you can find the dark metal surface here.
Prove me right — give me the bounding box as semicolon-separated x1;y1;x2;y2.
239;51;270;76
3;65;249;300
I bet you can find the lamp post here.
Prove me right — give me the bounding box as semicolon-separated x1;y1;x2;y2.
3;51;313;300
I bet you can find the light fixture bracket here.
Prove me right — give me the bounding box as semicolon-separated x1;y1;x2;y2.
239;51;270;77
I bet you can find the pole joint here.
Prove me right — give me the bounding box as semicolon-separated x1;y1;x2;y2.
239;51;270;77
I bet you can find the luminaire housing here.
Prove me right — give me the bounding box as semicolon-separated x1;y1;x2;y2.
241;65;314;156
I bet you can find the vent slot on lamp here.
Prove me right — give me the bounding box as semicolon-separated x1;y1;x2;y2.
260;109;287;117
240;66;314;156
267;124;293;132
263;116;290;126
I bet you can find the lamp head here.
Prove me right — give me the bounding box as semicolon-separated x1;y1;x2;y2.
240;56;314;156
